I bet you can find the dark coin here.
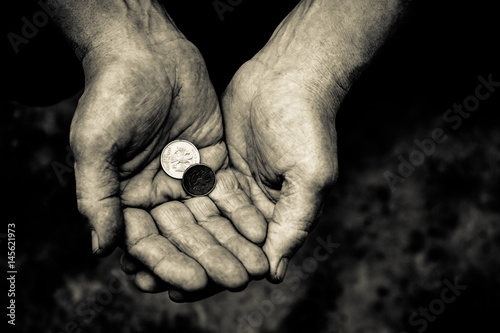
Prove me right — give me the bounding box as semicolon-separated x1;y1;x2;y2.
182;164;216;196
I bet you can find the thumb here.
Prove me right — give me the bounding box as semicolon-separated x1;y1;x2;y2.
262;178;333;283
72;133;123;257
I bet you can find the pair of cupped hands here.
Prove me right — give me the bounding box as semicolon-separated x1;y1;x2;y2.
70;1;345;302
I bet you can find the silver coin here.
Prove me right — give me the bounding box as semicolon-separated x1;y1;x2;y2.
161;140;200;179
182;164;216;196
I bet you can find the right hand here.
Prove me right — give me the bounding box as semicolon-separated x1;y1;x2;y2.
220;0;399;282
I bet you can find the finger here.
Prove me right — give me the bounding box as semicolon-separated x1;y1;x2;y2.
151;201;249;291
73;147;123;257
238;172;275;221
169;282;226;303
197;141;229;172
134;270;170;293
120;252;141;274
121;251;170;292
123;208;208;292
263;178;332;283
184;196;269;278
209;169;267;244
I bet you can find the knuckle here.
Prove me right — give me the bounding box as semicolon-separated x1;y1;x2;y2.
213;169;239;193
184;197;217;220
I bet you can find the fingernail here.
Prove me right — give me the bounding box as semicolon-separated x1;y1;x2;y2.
275;257;289;282
91;229;99;254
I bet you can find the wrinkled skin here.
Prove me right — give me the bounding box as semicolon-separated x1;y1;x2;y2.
221;35;342;283
70;13;268;298
62;0;406;301
219;0;405;282
122;0;349;298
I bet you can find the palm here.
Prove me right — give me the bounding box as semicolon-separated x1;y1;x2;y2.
73;41;223;209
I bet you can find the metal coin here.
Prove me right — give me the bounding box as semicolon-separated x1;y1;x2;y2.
161;140;200;179
182;164;216;196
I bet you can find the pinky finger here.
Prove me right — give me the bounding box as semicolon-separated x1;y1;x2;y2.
134;270;170;293
120;252;170;293
120;252;141;275
169;281;226;303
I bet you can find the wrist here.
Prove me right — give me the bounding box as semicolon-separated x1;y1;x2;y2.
254;0;408;94
49;0;184;61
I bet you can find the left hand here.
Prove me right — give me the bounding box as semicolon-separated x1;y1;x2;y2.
64;1;268;298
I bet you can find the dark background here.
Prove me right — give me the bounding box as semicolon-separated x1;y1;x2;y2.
2;0;499;332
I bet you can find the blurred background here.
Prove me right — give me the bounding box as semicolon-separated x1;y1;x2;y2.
2;0;499;332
